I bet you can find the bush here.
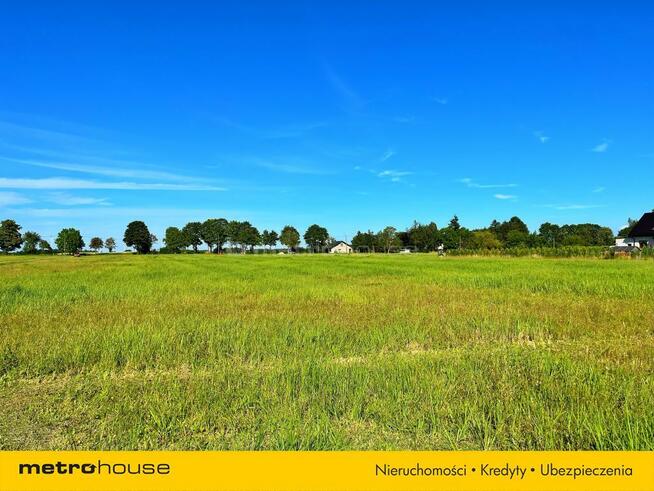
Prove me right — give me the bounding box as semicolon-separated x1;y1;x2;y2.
446;246;610;258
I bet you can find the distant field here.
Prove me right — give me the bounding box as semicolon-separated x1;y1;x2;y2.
1;254;652;450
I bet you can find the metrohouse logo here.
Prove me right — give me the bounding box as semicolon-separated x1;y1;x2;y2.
18;460;170;476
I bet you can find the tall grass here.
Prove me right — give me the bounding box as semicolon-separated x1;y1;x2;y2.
1;254;652;450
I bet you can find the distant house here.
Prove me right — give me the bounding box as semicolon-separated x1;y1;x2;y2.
624;212;654;248
328;241;353;254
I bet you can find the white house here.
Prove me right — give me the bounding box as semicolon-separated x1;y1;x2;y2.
328;241;353;254
623;212;654;248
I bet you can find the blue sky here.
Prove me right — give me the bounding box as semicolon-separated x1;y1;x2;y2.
1;2;653;247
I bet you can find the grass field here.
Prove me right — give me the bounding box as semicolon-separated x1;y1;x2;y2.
1;254;653;450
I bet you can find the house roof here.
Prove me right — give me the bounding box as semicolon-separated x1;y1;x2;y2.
329;241;351;248
628;212;654;237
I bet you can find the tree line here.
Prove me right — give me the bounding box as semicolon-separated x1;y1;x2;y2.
0;214;624;255
351;216;616;253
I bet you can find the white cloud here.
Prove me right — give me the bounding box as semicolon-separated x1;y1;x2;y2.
378;170;412;178
0;191;32;206
376;169;413;184
46;192;110;206
250;158;330;175
380;149;396;162
2;207;223;219
593;186;606;193
534;131;550;143
3;156;207;183
459;178;517;189
0;120;98;147
432;97;448;105
592;141;610;153
0;177;226;191
323;63;363;110
494;194;517;200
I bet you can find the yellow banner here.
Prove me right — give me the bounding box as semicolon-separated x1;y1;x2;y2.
1;451;652;491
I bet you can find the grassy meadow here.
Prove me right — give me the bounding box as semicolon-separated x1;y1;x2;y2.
0;253;653;450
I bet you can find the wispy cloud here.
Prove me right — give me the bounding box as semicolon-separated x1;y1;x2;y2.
533;131;550;143
247;157;331;175
213;117;327;139
494;194;517;200
2;156;208;183
459;178;517;189
3;206;244;219
377;169;413;183
46;192;110;206
432;97;448;105
592;141;610;153
323;62;364;111
0;120;99;147
378;170;412;178
380;149;396;162
592;186;606;193
0;191;32;206
0;177;226;191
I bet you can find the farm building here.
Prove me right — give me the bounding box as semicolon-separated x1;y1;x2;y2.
328;241;353;254
624;212;654;248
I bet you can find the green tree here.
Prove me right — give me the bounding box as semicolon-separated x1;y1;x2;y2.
182;221;203;252
242;223;260;252
0;219;23;253
89;237;104;252
439;227;457;250
439;216;473;250
38;239;52;253
227;221;260;252
123;221;152;254
105;237;116;252
538;222;562;247
488;219;501;237
164;226;186;253
55;228;85;254
261;230;271;250
268;230;279;248
304;224;329;252
505;230;529;247
377;226;401;253
618;218;638;238
280;225;300;252
558;223;614;246
22;231;41;254
470;230;502;249
201;218;229;252
227;220;243;251
493;216;529;244
261;229;279;251
351;230;378;252
408;221;440;251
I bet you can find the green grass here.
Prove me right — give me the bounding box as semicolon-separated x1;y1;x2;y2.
0;254;652;450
